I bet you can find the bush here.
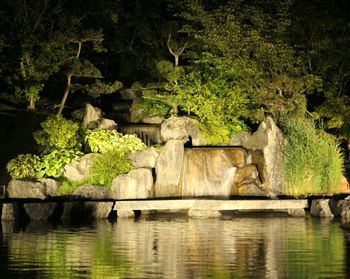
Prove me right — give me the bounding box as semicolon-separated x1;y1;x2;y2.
38;149;83;178
85;129;146;154
84;129;147;186
6;154;42;179
33;114;81;150
88;150;133;187
131;99;171;122
282;119;344;197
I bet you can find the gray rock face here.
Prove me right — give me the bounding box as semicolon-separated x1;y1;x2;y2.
98;118;117;130
64;153;98;182
73;185;111;199
154;140;184;197
232;165;265;196
83;201;114;219
117;210;135;218
24;203;57;220
128;148;159;168
182;148;240;197
1;204;20;221
241;117;285;196
288;208;306;217
337;200;350;218
310;199;334;217
111;168;154;199
82;104;103;129
7;179;60;199
160;116;203;144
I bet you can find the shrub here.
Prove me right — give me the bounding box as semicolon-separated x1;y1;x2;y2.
6;154;42;179
38;149;83;178
282;119;344;197
84;129;146;154
88;150;133;187
33;114;81;150
131;99;171;122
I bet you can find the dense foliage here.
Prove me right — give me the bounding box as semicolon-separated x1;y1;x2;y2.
282;119;344;196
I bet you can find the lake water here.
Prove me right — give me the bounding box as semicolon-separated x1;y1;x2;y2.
0;213;349;278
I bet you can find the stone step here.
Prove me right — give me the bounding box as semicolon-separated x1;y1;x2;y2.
114;199;308;211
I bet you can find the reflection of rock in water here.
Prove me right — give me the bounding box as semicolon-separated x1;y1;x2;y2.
345;232;350;277
113;217;308;278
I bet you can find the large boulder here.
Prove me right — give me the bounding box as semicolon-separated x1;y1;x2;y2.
83;201;114;219
154;140;185;197
181;148;248;197
82;104;103;129
7;179;60;199
63;153;98;182
232;165;265;196
240;117;285;196
310;199;334;218
82;104;117;130
72;185;111;200
160;116;204;145
128;147;159;168
337;200;350;218
111;168;154;199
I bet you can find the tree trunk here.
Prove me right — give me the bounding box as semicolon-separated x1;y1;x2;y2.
57;73;72;114
27;97;35;111
174;55;179;67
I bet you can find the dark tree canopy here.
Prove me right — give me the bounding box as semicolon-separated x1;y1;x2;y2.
0;0;349;137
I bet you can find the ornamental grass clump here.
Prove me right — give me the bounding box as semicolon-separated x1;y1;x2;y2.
282;119;344;197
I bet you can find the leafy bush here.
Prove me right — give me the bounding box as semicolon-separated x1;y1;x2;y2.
131;99;171;121
38;149;82;178
282;119;344;197
6;154;42;179
33;114;81;150
88;150;133;187
85;129;146;154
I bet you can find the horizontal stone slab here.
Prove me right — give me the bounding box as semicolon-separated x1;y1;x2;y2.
113;199;308;211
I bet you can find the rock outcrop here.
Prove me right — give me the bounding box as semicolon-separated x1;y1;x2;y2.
7;179;60;199
310;199;334;218
154;140;185;197
63;153;98;182
111;168;154;199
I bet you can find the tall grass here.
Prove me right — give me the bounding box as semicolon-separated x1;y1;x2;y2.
281;119;344;197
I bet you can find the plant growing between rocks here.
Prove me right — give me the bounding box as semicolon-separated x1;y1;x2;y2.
282;119;344;197
84;129;147;187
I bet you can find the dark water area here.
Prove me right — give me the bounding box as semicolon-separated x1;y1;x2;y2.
0;214;349;279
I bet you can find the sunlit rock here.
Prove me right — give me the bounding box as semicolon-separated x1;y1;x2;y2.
181;148;246;197
128;147;159;168
310;199;334;218
240;117;285;196
111;168;154;199
154;140;184;197
160;116;204;145
98;118;117;130
82;104;103;129
63;153;98;182
232;164;265;196
7;179;60;199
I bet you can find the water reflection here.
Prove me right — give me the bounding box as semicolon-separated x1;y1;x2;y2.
0;214;348;278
